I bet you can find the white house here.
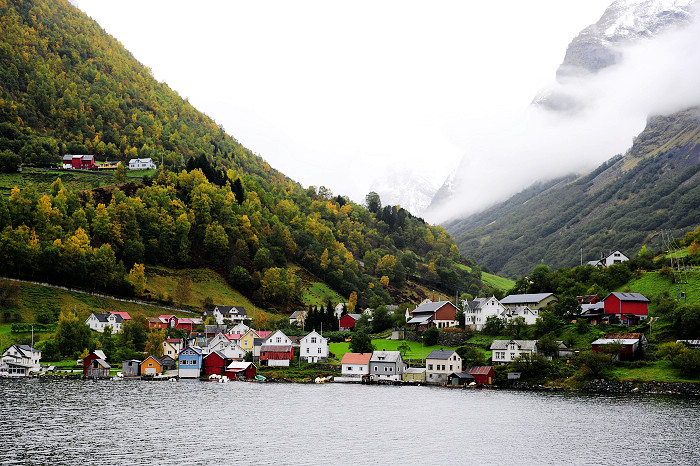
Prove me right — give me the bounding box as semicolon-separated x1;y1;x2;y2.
289;310;307;327
260;330;294;367
464;297;506;331
0;344;42;376
501;306;539;325
340;352;372;378
128;158;157;170
86;312;127;333
228;322;251;335
299;330;329;363
490;340;538;365
425;349;462;384
588;250;629;267
207;333;247;360
500;293;558;311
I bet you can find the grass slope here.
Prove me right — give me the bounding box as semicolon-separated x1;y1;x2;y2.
619;270;700;306
330;339;456;362
302;282;345;307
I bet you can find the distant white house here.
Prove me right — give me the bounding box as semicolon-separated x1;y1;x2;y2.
500;306;540;325
86;312;130;333
587;250;629;267
490;340;538;365
299;330;329;363
463;297;506;331
128;158;157;170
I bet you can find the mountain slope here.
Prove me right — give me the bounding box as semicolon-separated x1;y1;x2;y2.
0;0;500;314
445;107;700;277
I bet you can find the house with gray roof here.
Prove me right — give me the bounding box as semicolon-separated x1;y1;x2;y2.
490;340;538;365
406;300;458;330
86;312;125;333
500;293;557;311
425;349;462;384
369;351;406;382
463;296;506;330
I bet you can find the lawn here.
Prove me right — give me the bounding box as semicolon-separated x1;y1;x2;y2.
301;281;345;307
619;270;700;306
0;168;116;195
455;263;514;292
608;359;700;383
330;338;457;362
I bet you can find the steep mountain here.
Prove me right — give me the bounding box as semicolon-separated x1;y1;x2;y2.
428;0;699;222
0;0;494;314
369;168;439;218
445;107;700;277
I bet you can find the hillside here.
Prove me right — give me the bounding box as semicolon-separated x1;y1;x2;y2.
446;107;700;277
0;0;507;319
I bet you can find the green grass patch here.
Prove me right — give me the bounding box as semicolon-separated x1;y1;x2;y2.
0;168;117;195
608;359;700;383
329;338;457;362
619;270;700;306
482;272;515;291
258;363;337;382
302;281;345;307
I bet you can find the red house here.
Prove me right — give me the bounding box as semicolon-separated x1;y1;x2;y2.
204;351;228;377
148;317;168;329
603;292;649;326
83;350;109;376
225;361;257;380
339;314;361;331
407;301;459;330
80;155;97;169
466;366;495;385
161;315;204;333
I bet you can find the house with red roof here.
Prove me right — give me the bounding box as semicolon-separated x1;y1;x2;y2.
340;352;372;377
162;338;184;358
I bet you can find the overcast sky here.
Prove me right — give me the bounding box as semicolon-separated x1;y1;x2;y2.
72;0;612;212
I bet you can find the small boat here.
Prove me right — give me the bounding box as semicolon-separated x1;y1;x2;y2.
219;376;229;383
254;374;266;383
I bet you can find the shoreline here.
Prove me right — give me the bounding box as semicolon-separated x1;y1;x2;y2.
11;373;700;397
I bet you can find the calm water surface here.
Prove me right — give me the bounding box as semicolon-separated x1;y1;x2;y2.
0;378;698;465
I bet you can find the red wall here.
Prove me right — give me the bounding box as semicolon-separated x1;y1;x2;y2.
435;303;457;321
339;315;357;328
604;295;648;316
204;353;227;376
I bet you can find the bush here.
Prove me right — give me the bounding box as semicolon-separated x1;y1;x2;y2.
577;351;614;377
672;349;700;377
422;326;439;346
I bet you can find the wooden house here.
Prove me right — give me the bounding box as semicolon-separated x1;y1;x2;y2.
161;355;176;371
140;355;163;376
500;293;558;311
406;301;458;330
226;361;257;380
403;367;426;383
341;352;372;377
121;359;140;377
178;346;203;378
299;330;329;363
369;351;406;382
426;350;462;384
466;366;495;385
603;292;649;326
83;350;108;376
204;351;229;376
339;313;362;331
260;330;294;367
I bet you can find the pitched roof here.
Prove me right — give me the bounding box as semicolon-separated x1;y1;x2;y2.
370;351;403;363
260;344;293;352
466;366;494;375
110;311;131;320
412;301;453;314
227;361;255;371
404;367;426;374
500;293;555;305
426;350;458;360
606;292;650;303
341;353;372;365
407;314;432;325
489;340;537;351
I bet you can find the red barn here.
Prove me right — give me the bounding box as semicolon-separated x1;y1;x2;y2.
466;366;495;385
339;314;361;331
80;155;97;169
71;155;83;169
603;292;649;326
225;361;257;380
204;351;228;376
260;344;294;366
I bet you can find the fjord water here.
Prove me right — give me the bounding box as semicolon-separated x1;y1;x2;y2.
1;378;698;465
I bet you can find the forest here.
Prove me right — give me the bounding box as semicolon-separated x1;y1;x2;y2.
0;0;489;313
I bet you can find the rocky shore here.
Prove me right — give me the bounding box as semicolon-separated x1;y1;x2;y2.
582;379;700;396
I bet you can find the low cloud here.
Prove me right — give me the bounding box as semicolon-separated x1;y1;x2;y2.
427;13;700;224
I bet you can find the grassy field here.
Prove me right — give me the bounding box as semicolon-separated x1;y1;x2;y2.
302;281;345;307
329;338;457;362
608;359;700;383
455;263;514;292
0;168;118;195
619;270;700;306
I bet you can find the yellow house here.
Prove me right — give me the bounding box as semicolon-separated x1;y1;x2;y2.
239;330;260;352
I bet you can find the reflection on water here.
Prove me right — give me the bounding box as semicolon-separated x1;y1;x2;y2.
1;378;698;465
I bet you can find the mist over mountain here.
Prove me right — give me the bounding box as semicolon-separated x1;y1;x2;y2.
426;0;700;224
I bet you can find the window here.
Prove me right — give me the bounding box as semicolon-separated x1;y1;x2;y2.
428;364;433;370
318;348;322;354
306;348;309;353
348;366;352;371
311;337;317;343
